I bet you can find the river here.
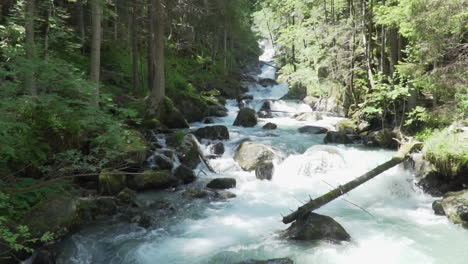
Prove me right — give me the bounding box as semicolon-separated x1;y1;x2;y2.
54;43;468;264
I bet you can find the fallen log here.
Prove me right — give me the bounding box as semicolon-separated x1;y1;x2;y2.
282;138;421;224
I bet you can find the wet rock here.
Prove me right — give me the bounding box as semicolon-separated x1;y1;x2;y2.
215;190;237;199
131;213;152;228
116;188;138;205
324;131;353;144
159;149;174;159
263;123;277;130
123;130;149;166
364;129;399;149
298;126;328;134
335;119;357;134
357;121;371;133
152;154;174;170
174;165;196;184
238;94;254;101
98;169;126;195
258;110;273;118
259;78;278;87
260;100;272;112
433;190;468;227
195;125;229;140
255;161;274;180
168;133;201;169
158;97;190;129
293;112;323;122
147;200;175;211
183;187;236;200
234;141;275;171
204;117;215;124
206;178;237;189
233;108;258;127
210;142;225;155
32;246;57;264
128;170;175;191
283;212;350;242
234;258;294;264
206;154;221;159
183;187;210;199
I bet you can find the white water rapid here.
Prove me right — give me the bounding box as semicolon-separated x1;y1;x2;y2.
54;43;468;264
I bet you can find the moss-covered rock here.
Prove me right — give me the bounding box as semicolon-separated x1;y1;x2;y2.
158;97;190;129
194;125;230;140
206;178;237;189
168;133;201;169
174;165;196;184
98;169;126;195
128;170;175;191
335;119;357;134
364;129;399;149
433;190;468;227
123;130;149;166
234;141;275;171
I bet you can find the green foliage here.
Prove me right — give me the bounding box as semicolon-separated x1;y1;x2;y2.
423;129;468;178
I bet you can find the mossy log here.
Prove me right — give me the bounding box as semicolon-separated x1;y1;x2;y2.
282;139;421;224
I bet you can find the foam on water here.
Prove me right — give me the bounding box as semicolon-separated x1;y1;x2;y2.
54;41;468;264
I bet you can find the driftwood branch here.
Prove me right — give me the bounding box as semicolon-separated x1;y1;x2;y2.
282;138;421;224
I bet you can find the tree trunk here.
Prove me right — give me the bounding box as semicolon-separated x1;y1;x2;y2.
25;0;36;96
90;0;103;105
282;139;421;224
78;0;86;52
44;0;53;60
131;0;140;92
361;0;375;89
147;0;154;91
389;28;399;76
148;0;165;116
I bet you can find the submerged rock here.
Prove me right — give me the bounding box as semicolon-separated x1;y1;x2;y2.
432;190;468;227
210;142;225;155
259;78;278;87
194;125;230;140
206;178;237;189
298;126;328;134
282;212;350;242
255;161;274;180
233;108;258;127
234;141;275;171
263;122;277;130
174;165;196;184
324;131;353;144
128;170;175;191
234;258;294;264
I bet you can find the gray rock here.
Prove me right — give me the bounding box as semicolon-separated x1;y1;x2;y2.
206;178;237;189
174;165;196;184
210;142;225;155
433;190;468;227
255;161;274;180
234;141;275;171
283;212;350;242
194;125;230;140
263;123;277;130
298;126;328;134
258;110;273;118
233;108;258;127
152;154;173;170
259;78;278;87
324;131;353;144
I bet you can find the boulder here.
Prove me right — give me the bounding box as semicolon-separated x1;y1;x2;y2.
255;161;274;180
234;258;294;264
123;130;149;166
215;190;237;199
233;108;258;127
293;112;323;122
298;126;328;134
258;110;273;118
194;125;229;140
335;119;357;134
324;131;353;144
116;188;138;205
238;94;254;101
234;141;275;171
432;190;468;227
203;117;215;124
158;97;190;129
150;154;173;170
259;78;278;87
183;187;210;199
263;123;277;130
183;187;236;200
260;100;272;112
364;129;399;149
282;212;350;242
357;121;371;133
167;133;201;169
210;142;225;155
174;165;196;184
98;169;126;195
128;170;175;191
206;178;237;189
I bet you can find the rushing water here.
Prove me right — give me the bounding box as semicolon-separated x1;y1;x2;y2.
54;45;468;264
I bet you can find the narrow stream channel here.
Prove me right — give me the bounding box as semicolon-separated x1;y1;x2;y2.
55;44;468;264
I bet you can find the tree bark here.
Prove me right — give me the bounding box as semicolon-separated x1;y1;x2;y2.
25;0;36;96
90;0;103;105
131;0;140;92
148;0;165;116
282;139;422;224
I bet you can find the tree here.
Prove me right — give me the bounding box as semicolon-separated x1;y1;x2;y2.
148;0;165;116
90;0;103;105
25;0;36;96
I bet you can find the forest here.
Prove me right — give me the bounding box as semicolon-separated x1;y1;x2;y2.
0;0;467;263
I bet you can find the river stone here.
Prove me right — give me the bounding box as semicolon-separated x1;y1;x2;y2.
158;97;190;129
293;112;323;122
263;123;277;130
260;100;272;112
170;133;201;169
433;190;468;227
204;117;215;124
298;126;328;134
206;178;237;189
238;94;254;101
216;190;237;199
255;161;274;180
259;78;279;87
234;141;275;171
183;187;210;199
233;108;258;127
258;110;273;118
128;170;175;191
210;142;225;155
174;165;196;184
152;154;173;170
116;188;138;205
364;129;399;149
194;125;229;140
234;258;294;264
324;131;353;144
98;169;126;195
283;212;350;242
